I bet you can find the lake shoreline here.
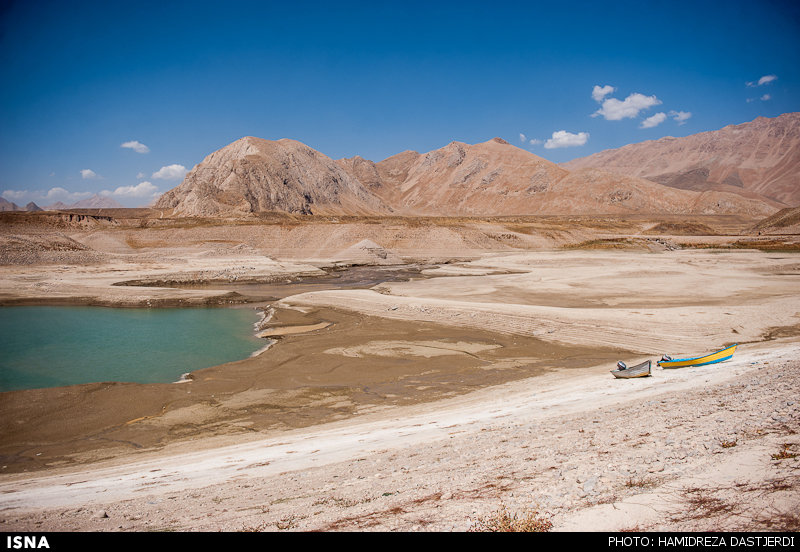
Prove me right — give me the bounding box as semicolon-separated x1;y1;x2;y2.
1;219;798;530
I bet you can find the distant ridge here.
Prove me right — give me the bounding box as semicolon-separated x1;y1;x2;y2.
0;197;21;211
45;194;124;210
336;138;774;217
562;112;800;207
1;198;44;212
155;121;789;218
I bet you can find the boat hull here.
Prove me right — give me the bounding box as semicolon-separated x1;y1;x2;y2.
657;344;737;369
611;360;651;378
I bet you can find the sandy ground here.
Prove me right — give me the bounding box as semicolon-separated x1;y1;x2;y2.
0;341;797;532
0;219;799;531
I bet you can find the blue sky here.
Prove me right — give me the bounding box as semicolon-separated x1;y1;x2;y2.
1;0;798;207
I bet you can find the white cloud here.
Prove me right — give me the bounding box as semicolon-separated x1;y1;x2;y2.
640;112;667;129
544;130;589;149
591;85;616;103
152;164;187;180
44;187;93;201
2;189;28;200
747;74;777;87
121;140;150;154
101;181;159;199
593;92;662;121
669;110;692;124
80;169;98;179
761;93;772;101
136;172;146;179
3;187;93;204
519;133;527;143
529;138;542;145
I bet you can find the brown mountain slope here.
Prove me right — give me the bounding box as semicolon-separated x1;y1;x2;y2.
562;112;800;206
71;195;124;209
156;137;389;216
752;205;800;234
369;138;569;215
528;168;775;217
157;135;776;217
336;138;774;217
336;150;422;195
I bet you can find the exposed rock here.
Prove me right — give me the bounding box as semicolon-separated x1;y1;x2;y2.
333;238;402;265
156;137;389;217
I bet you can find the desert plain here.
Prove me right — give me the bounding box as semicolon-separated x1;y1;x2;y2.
0;210;798;532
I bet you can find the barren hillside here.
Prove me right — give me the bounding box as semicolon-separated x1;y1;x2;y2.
156;136;777;218
155;137;390;217
339;138;775;217
563;112;800;207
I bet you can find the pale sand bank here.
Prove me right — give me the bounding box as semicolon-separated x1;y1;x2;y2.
0;340;797;531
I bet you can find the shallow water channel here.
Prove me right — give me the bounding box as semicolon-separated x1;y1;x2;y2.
0;265;434;391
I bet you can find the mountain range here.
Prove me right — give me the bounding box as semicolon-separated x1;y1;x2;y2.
157;113;800;218
563;112;799;207
11;114;793;218
0;195;124;212
0;198;42;212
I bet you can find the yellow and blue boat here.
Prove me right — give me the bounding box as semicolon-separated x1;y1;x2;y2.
657;344;737;369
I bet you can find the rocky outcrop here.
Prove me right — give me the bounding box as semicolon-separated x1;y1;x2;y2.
156;137;389;217
562;112;800;207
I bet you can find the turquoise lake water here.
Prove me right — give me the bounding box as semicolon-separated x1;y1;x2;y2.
0;306;265;392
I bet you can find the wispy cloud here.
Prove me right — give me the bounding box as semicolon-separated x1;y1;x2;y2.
746;74;777;87
1;189;29;201
101;181;160;199
519;133;542;146
121;140;150;154
669;110;692;125
640;112;667;129
152;164;187;180
80;168;98;179
544;130;589;149
2;187;93;204
761;93;772;101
